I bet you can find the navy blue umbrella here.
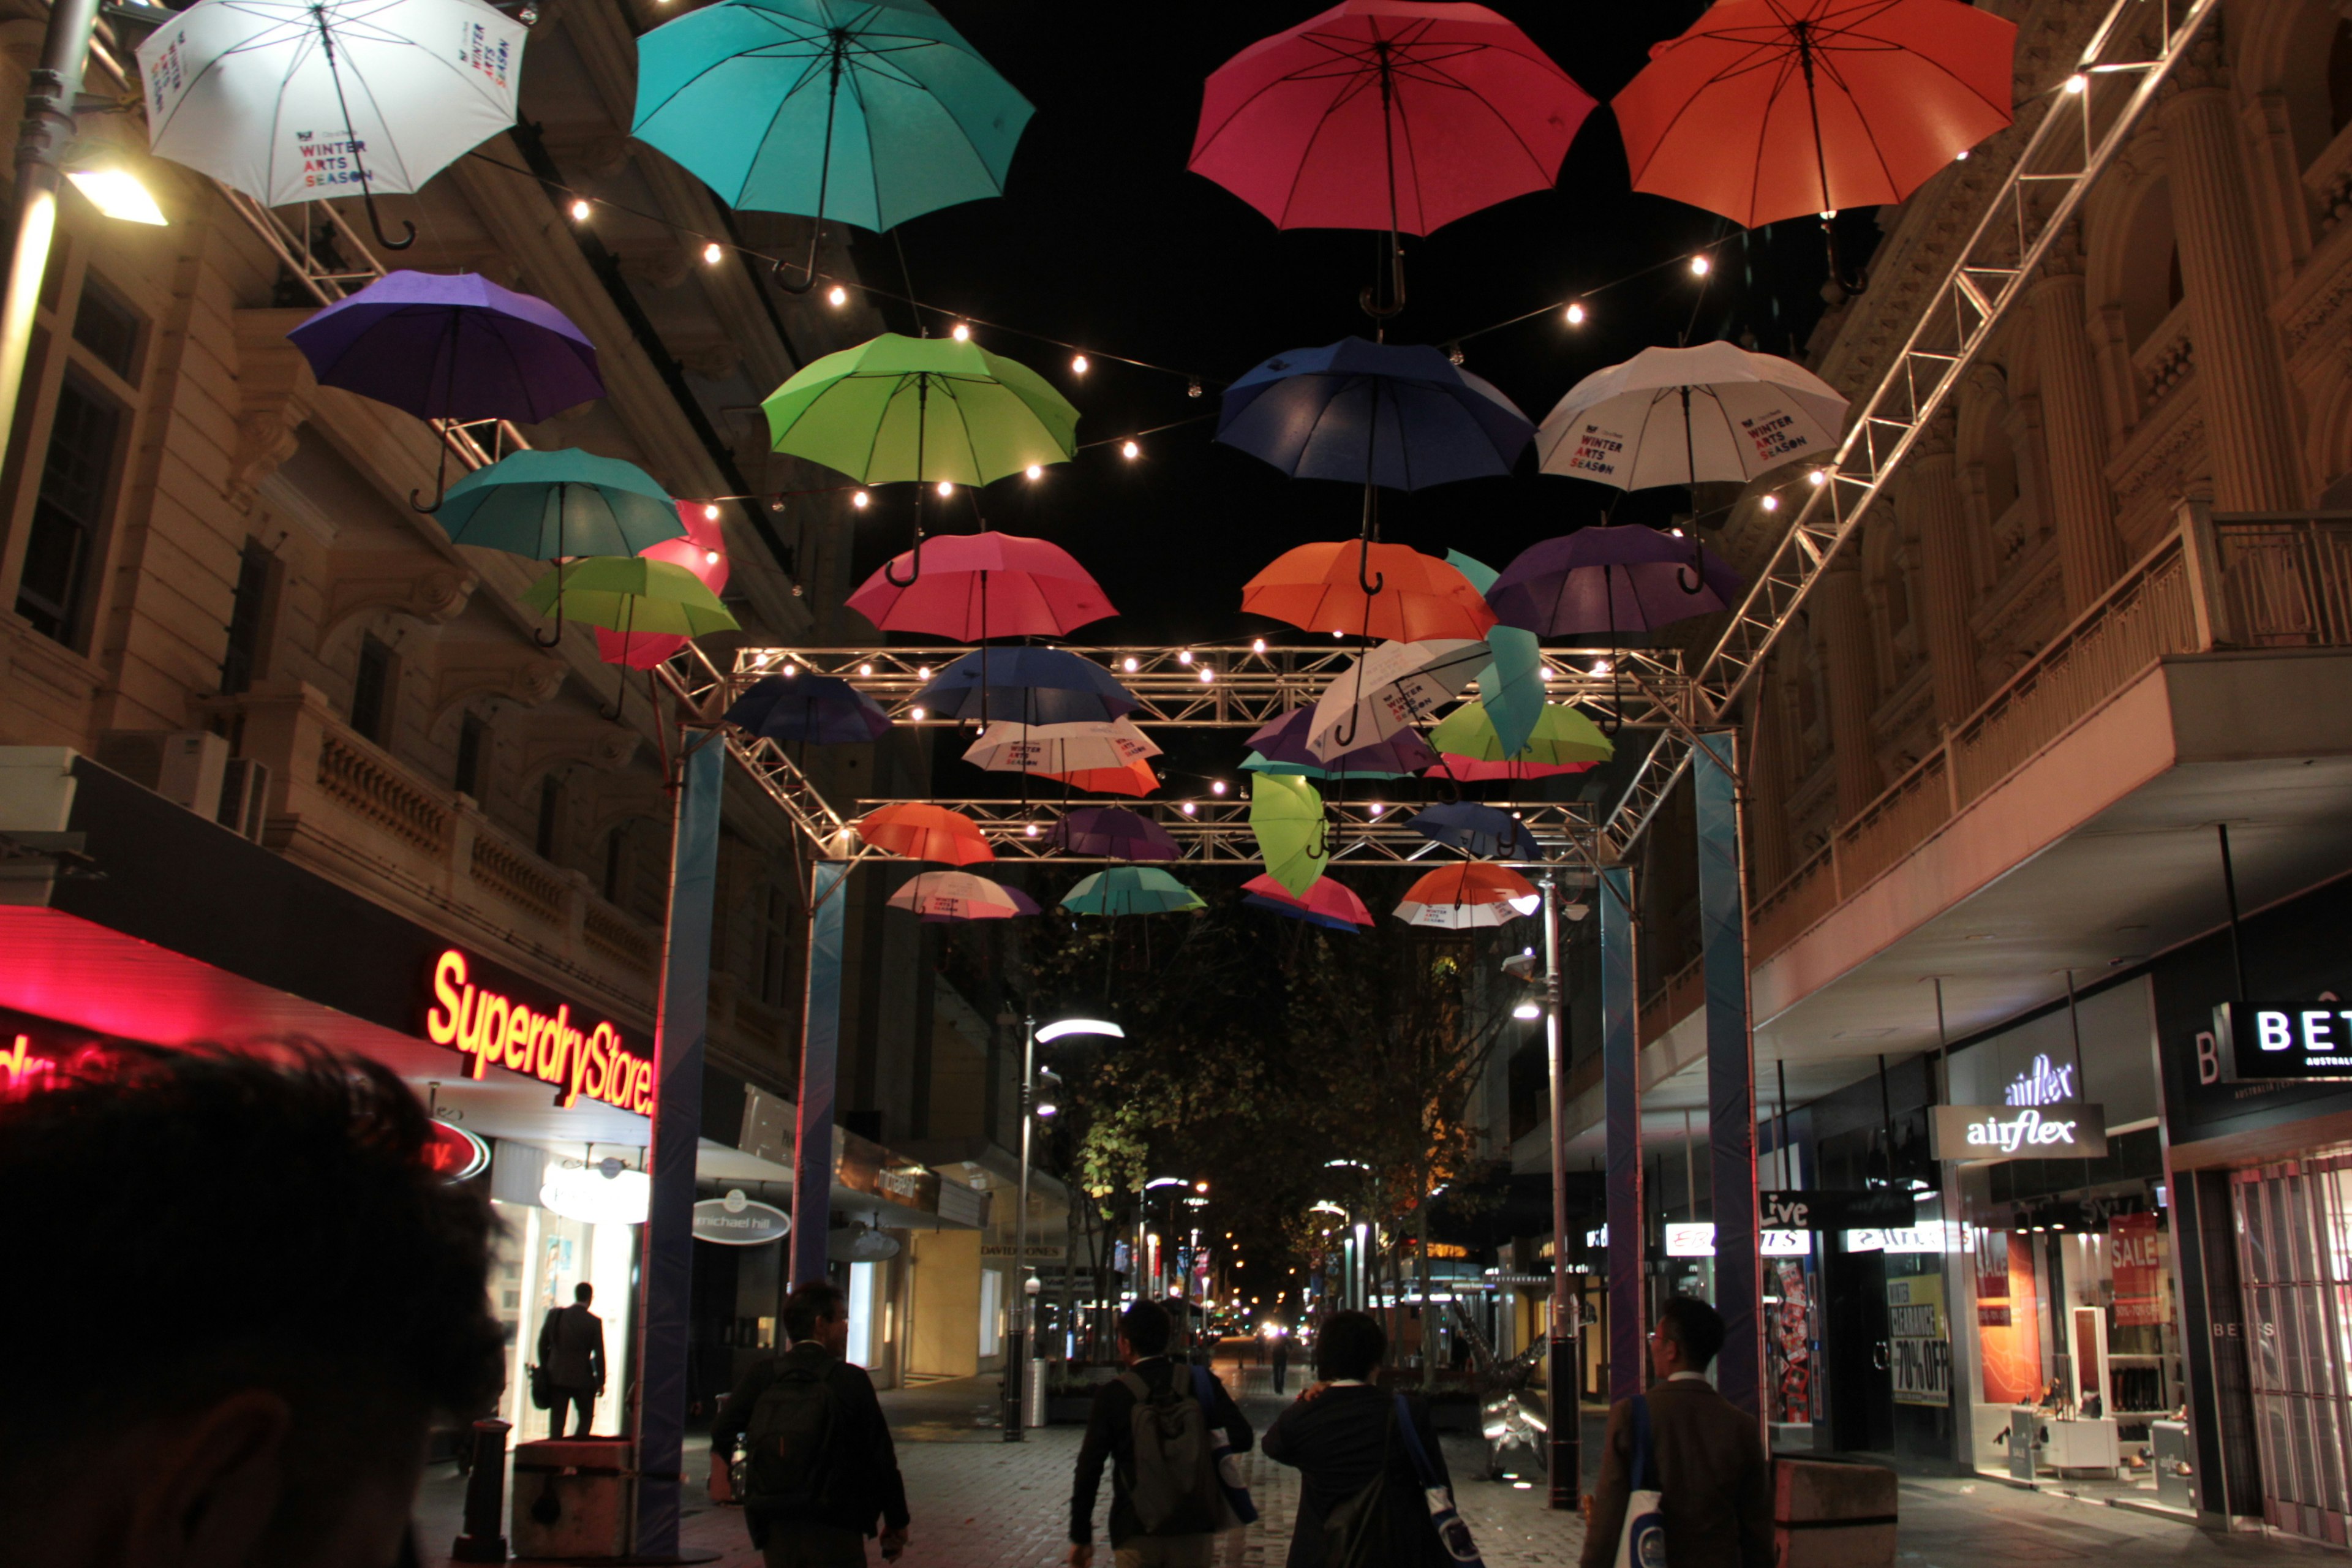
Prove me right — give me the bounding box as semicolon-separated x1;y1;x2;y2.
1215;337;1536;490
725;673;892;744
1408;801;1539;860
912;648;1140;724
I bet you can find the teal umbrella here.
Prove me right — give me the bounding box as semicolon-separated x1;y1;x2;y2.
633;0;1033;285
1480;626;1545;756
434;450;682;560
1061;867;1204;916
1446;548;1501;595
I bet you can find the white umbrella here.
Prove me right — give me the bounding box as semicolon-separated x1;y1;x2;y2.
1535;342;1847;490
1392;897;1528;930
137;0;529;247
962;719;1161;775
1308;638;1488;762
886;871;1020;921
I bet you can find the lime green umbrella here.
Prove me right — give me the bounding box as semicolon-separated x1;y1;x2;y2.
521;556;740;639
1249;772;1327;899
1430;700;1614;766
763;333;1078;484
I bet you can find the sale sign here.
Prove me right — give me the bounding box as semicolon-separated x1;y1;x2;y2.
2112;1212;2166;1327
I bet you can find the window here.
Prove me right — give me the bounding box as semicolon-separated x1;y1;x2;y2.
70;276;141;382
219;541;278;695
535;775;562;861
14;375;123;644
454;711;489;799
350;633;396;743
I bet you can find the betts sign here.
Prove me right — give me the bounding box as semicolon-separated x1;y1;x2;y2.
2215;1000;2352;1081
423;949;652;1114
1930;1102;2108;1161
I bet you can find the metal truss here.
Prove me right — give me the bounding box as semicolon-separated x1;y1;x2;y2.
1600;0;2222;853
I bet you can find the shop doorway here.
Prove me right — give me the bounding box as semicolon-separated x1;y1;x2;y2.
1823;1243;1893;1453
2230;1158;2352;1547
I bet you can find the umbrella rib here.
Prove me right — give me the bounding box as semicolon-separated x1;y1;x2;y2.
1621;40;1793;190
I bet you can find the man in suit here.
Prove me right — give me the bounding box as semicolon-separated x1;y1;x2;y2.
1262;1310;1451;1568
1578;1297;1773;1568
539;1281;606;1438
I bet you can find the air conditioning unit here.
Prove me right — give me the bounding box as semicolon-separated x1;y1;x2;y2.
95;731;228;818
216;756;271;841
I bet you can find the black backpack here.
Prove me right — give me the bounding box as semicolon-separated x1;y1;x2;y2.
1117;1363;1223;1536
744;1351;845;1510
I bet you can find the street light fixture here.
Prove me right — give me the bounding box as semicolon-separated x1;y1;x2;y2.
1006;1014;1123;1442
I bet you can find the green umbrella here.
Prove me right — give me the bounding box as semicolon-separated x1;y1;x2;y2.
1249;772;1326;899
1061;866;1205;916
434;449;682;559
521;556;740;639
1430;701;1615;766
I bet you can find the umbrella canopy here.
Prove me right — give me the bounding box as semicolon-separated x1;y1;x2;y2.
598;502;729;669
922;883;1041;922
913;649;1140;725
1536;342;1847;490
1487;526;1743;636
725;672;893;745
888;870;1027;921
1428;755;1591;782
1046;807;1180;862
287;270;602;424
632;0;1031;231
1242;873;1373;930
1189;0;1596;236
1308;638;1488;761
1216;338;1533;489
846;530;1114;639
1040;760;1159;797
1249;773;1326;899
519;556;739;638
1429;701;1614;767
1476;624;1545;756
1444;548;1500;595
962;720;1160;776
1407;801;1537;860
1615;0;2015;229
436;450;684;560
1242;708;1436;779
1394;861;1539;928
856;803;993;864
763;333;1079;485
1243;541;1496;641
137;0;525;239
1063;867;1204;916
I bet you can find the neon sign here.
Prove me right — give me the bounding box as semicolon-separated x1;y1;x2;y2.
2004;1054;2075;1107
423;949;652;1114
1;1035;59;1095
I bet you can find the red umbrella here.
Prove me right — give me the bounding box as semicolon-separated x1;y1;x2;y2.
1615;0;2015;230
855;804;995;865
1243;873;1374;927
1242;540;1495;642
598;502;729;669
845;532;1115;639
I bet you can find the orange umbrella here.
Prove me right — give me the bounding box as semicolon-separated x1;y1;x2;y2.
1242;540;1496;642
1039;760;1159;796
1614;0;2014;230
1395;862;1539;928
855;804;995;865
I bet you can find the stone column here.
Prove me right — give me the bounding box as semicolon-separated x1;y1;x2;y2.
1814;556;1884;820
2160;47;2305;511
1906;427;1985;726
2032;235;2130;612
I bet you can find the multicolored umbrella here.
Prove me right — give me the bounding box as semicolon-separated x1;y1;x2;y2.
1242;873;1372;932
1243;707;1436;780
856;803;994;865
725;672;892;745
1536;342;1847;491
1394;861;1539;928
1249;772;1326;899
1063;867;1204;916
962;720;1159;777
1407;801;1537;861
1429;701;1613;768
913;649;1140;725
846;530;1114;639
287;270;602;425
1046;807;1180;862
1308;638;1488;760
598;502;728;669
1486;526;1743;637
1243;540;1496;641
888;871;1030;922
1216;338;1533;489
435;450;684;556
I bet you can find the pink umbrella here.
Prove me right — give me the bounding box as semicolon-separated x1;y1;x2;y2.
598;502;729;668
1243;873;1374;925
1427;754;1596;782
846;532;1115;639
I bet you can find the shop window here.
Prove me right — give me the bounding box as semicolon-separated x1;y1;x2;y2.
219;540;279;695
14;375;123;646
454;711;489;799
349;633;396;744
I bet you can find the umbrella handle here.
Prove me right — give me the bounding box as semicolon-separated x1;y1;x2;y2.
881;534;923;587
1355;535;1385;598
360;185;416;252
409;427;454;513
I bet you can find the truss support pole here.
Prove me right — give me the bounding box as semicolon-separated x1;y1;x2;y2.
633;735;724;1558
1541;876;1578;1509
792;859;851;1289
1600;863;1643;1406
1695;733;1762;1425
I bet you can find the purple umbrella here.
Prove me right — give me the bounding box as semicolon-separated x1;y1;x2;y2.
1486;524;1743;636
1046;807;1181;862
1242;707;1438;778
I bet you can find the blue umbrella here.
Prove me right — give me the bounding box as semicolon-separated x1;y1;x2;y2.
725;673;892;744
913;649;1139;725
1242;707;1436;779
1215;338;1534;490
1409;801;1539;860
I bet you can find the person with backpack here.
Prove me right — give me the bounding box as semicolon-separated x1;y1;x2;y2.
1068;1298;1254;1567
710;1281;911;1566
1577;1296;1773;1568
1261;1310;1458;1567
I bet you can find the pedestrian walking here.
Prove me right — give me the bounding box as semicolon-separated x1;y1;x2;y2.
1578;1297;1772;1568
537;1282;606;1437
1068;1299;1254;1568
1262;1310;1457;1567
710;1281;911;1566
1270;1325;1292;1395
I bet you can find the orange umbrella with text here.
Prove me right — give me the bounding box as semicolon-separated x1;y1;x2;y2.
1393;862;1539;929
854;803;995;865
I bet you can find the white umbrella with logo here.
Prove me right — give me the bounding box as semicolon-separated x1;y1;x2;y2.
1534;341;1847;490
1308;638;1488;762
960;718;1161;776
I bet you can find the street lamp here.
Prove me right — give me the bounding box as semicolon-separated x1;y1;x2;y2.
1005;1015;1122;1442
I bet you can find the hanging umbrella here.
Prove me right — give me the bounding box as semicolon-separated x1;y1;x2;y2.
1039;760;1159;797
1429;701;1614;768
922;884;1040;923
287;270;602;421
136;0;528;249
1063;867;1204;916
1046;807;1180;862
1243;708;1436;779
856;803;994;865
962;720;1160;776
1536;343;1847;491
725;672;893;745
913;649;1140;725
1445;548;1500;595
519;556;738;639
435;450;684;557
1308;638;1488;761
1394;861;1539;928
632;0;1031;285
1487;526;1743;636
888;871;1028;921
1428;755;1592;782
1217;339;1533;489
1614;0;2014;231
1407;801;1538;861
598;503;729;669
1250;773;1327;899
1242;873;1373;931
1243;541;1495;641
846;530;1114;639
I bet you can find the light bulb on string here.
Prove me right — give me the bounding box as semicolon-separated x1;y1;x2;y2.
1121;657;1139;673
916;666;932;679
1071;354;1089;374
935;480;953;497
1689;254;1711;277
1025;465;1042;480
1121;440;1140;460
703;503;720;521
703;242;723;265
826;285;848;307
1211;780;1227;796
1250;638;1265;654
1760;494;1780;512
1564;301;1586;326
569;198;591;222
852;491;870;509
704;549;721;565
951;323;971;341
1808;469;1830;486
908;706;925;721
2064;73;2087;94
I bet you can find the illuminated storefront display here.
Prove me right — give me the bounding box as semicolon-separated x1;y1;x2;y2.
423;948;654;1113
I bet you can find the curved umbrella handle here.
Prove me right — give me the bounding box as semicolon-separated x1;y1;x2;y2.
1356;535;1385;598
409;427;454;513
361;185;415;252
1306;816;1328;862
881;536;924;588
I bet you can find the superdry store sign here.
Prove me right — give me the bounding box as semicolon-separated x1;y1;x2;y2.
423;949;653;1114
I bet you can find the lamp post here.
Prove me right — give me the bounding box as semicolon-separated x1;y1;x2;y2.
1004;1016;1122;1442
1540;874;1581;1510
